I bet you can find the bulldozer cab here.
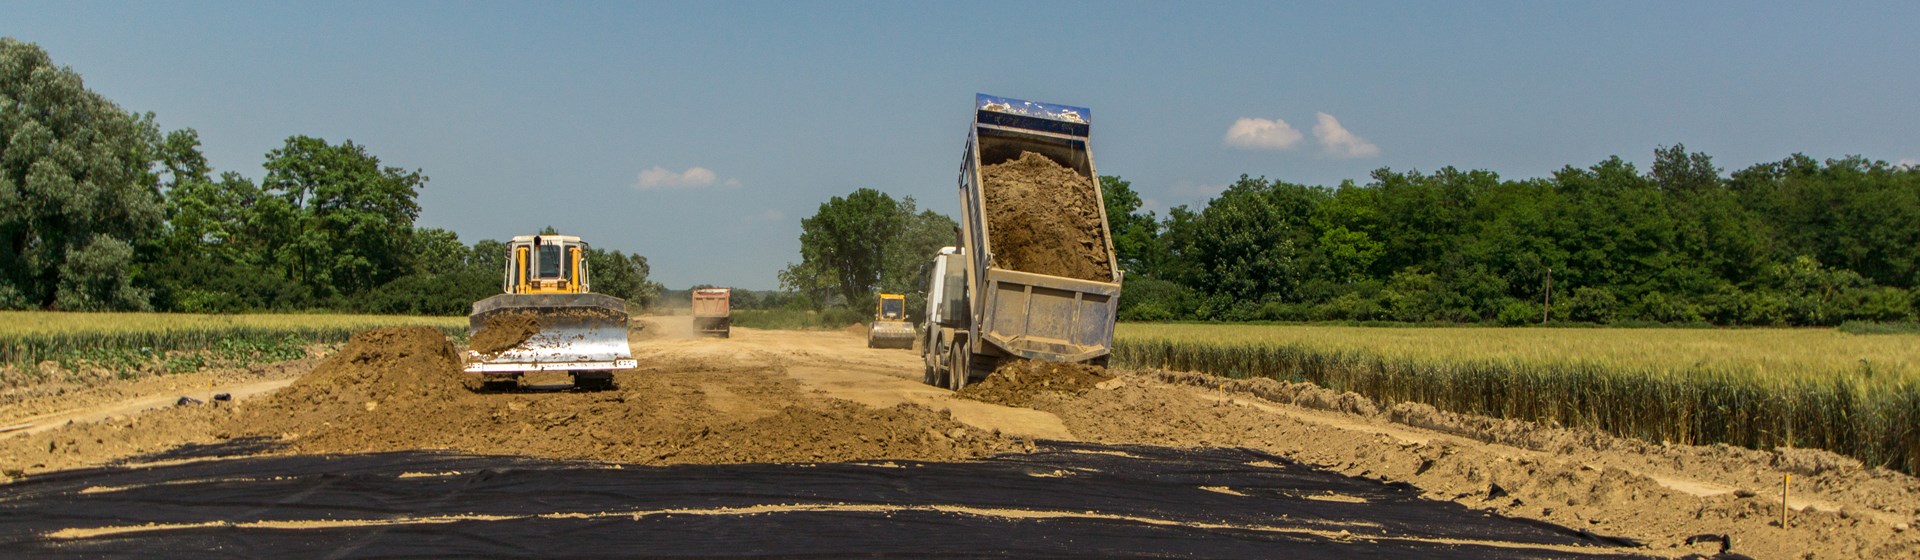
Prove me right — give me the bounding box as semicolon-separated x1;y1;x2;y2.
506;235;590;295
876;294;907;321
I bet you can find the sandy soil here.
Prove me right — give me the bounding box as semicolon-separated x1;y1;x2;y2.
981;150;1113;281
3;317;1917;558
468;312;540;355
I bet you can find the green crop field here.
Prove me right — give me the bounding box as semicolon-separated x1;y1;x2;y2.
1113;323;1920;475
0;312;466;382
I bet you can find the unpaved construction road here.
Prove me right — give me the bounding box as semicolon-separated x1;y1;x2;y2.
3;317;1918;558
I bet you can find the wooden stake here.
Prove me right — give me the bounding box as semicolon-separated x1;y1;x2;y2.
1782;474;1790;529
1541;267;1553;325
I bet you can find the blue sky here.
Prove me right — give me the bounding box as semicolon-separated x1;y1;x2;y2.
10;1;1917;289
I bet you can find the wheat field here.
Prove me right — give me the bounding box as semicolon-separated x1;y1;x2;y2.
1113;323;1920;475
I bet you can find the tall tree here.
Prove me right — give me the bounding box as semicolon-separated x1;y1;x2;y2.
1100;175;1161;278
0;38;165;310
785;188;905;309
261;135;427;297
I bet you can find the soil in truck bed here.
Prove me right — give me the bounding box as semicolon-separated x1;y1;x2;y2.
981;151;1114;282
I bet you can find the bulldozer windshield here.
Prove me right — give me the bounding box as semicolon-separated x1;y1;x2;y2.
539;244;564;279
880;298;904;319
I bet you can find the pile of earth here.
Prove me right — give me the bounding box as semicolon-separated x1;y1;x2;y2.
230;327;1019;465
468;313;543;356
959;359;1113;407
981;151;1113;282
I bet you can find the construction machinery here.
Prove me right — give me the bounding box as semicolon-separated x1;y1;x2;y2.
692;288;731;337
466;234;636;390
921;94;1123;390
867;293;915;348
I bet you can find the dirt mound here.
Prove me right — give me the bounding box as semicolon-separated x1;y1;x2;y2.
469;313;542;355
237;327;466;438
960;360;1112;407
660;401;1018;464
207;326;1020;465
981;151;1112;281
275;327;463;402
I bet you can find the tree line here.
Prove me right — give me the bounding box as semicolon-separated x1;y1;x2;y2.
1103;146;1920;326
0;38;660;315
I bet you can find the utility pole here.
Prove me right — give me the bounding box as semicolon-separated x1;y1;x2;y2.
1542;267;1553;325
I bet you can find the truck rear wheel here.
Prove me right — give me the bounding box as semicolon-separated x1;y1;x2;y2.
946;342;969;392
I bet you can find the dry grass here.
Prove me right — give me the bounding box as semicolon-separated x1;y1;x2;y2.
1113;323;1920;475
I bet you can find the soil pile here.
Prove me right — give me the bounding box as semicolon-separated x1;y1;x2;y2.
981;151;1112;281
216;326;1019;465
469;313;542;355
960;359;1112;407
238;327;467;440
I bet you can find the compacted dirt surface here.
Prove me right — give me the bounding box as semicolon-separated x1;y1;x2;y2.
981;150;1114;282
2;317;1918;558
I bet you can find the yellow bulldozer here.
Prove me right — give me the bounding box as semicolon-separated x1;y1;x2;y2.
465;234;635;390
867;293;915;349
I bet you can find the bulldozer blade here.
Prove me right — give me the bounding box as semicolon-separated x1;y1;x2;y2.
467;293;636;373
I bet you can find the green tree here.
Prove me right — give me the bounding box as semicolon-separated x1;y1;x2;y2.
410;227;470;276
0;38;165;309
589;247;663;309
1100;175;1161;278
1188;175;1323;303
785;188;905;309
880;199;958;321
261;135;427;298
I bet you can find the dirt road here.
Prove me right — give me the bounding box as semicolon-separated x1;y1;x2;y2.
2;317;1917;558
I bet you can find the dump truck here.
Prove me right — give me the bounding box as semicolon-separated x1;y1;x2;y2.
867;293;915;349
920;94;1123;390
692;288;731;337
467;234;636;390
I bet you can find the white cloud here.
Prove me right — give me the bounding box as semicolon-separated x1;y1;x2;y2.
1899;158;1918;168
634;166;730;190
1223;117;1304;151
1311;112;1380;158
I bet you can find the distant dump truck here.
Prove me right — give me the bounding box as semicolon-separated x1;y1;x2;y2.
920;94;1123;390
692;288;731;337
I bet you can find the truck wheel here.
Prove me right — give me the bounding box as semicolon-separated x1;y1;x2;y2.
946;342;969;392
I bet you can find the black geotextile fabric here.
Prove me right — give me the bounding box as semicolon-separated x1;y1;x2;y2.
0;441;1649;559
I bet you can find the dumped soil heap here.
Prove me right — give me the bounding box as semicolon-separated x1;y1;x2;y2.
238;327;469;442
468;313;543;356
226;326;1017;464
981;151;1113;282
960;359;1112;407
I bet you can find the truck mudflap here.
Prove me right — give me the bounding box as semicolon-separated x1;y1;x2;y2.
466;293;634;372
980;268;1120;363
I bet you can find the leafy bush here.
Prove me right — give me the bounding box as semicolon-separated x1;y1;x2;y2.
1496;300;1539;326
